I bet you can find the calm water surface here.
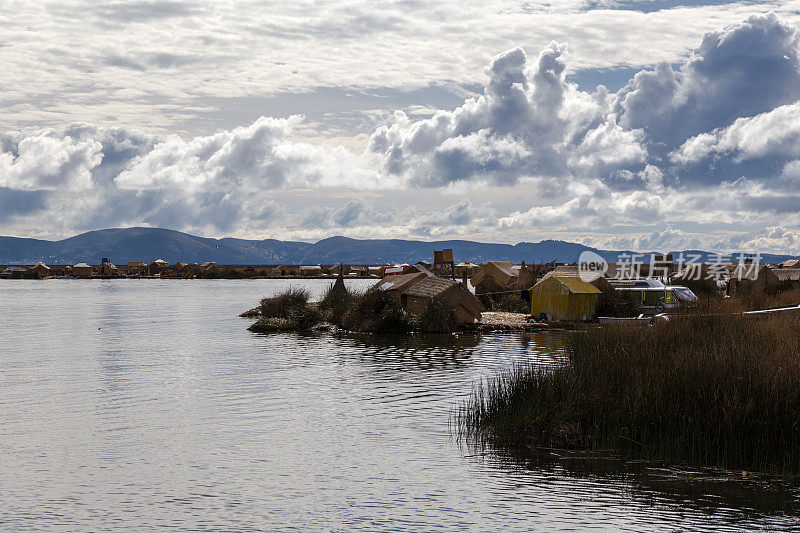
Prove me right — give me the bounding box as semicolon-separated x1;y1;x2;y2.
2;279;799;531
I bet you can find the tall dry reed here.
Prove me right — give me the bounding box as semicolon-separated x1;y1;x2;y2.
460;311;800;476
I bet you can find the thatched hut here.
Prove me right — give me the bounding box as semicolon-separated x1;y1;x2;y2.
31;262;51;279
470;261;516;294
401;278;484;324
71;262;93;278
369;271;430;301
727;263;778;296
200;261;222;276
515;262;535;289
530;276;601;321
773;268;800;290
148;259;170;275
127;261;147;276
300;265;322;276
454;262;479;277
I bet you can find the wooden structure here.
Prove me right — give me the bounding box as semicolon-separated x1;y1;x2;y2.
470;261;517;294
530;276;601;321
401;277;484;324
433;249;455;278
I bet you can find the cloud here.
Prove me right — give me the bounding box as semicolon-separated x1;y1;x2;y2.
368;44;646;187
3;13;800;254
0;130;103;191
671;101;800;165
614;12;800;150
0;188;48;222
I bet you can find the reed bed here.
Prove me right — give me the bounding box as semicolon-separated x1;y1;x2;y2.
459;311;800;477
341;290;412;333
249;288;322;332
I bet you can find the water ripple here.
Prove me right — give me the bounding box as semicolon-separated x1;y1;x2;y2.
1;279;798;531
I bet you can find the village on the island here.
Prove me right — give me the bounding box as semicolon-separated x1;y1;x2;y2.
6;249;795;327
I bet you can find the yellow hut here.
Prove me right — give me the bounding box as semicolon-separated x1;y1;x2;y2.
530;276;601;321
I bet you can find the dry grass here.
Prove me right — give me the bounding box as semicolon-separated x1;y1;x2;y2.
250;288;321;331
341;290;412;333
318;282;358;327
459;310;800;477
414;299;458;333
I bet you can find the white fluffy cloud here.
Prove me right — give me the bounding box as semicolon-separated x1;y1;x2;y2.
613;12;800;149
0;131;103;191
3;12;800;253
671;101;800;164
368;44;646;187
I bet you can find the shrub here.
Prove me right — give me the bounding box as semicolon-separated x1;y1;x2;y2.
596;287;642;317
491;293;530;314
342;290;412;333
460;312;800;477
260;288;311;318
253;288;321;331
414;299;458;333
318;281;357;326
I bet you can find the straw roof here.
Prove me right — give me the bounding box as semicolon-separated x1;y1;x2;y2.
402;277;484;321
403;277;457;299
371;271;429;293
774;268;800;282
470;261;516;288
534;276;601;295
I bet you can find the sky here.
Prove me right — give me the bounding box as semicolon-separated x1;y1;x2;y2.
2;1;800;253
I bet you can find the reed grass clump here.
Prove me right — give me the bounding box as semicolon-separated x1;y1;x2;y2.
318;281;358;327
341;290;412;333
414;300;458;333
249;288;321;332
490;293;530;314
460;312;800;477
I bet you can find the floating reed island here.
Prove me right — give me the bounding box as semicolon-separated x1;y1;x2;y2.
241;280;572;334
242;280;483;334
458;309;800;478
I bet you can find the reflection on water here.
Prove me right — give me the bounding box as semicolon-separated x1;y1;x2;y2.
1;279;798;531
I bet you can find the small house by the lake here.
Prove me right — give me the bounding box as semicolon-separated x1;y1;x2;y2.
71;262;93;278
530;276;601;321
401;277;484;324
470;261;517;294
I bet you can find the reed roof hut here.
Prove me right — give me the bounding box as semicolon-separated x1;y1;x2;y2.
530;276;601;321
71;262;93;278
470;261;516;294
727;263;778;296
369;271;430;301
401;277;484;324
773;268;800;288
31;262;51;279
515;262;535;290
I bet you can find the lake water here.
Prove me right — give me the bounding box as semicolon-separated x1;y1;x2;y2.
2;279;799;531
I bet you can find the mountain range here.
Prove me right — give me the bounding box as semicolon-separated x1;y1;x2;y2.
0;227;796;265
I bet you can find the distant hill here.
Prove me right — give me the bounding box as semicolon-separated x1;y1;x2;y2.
0;227;796;265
